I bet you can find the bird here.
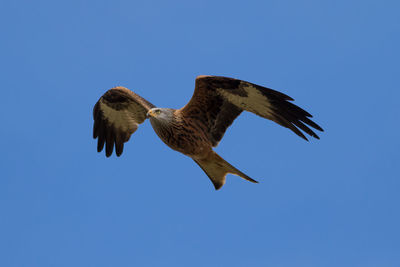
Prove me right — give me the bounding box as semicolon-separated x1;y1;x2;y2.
93;75;323;190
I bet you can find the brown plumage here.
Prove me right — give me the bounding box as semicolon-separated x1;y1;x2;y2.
93;75;323;190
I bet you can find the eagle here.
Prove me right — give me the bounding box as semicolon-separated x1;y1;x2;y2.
93;75;323;190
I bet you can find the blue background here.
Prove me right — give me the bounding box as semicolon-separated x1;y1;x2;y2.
1;0;399;266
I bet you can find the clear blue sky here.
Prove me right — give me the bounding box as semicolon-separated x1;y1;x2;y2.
1;0;399;266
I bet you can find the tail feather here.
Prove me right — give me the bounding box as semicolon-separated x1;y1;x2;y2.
193;151;258;190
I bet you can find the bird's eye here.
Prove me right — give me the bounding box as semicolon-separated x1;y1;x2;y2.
155;109;161;114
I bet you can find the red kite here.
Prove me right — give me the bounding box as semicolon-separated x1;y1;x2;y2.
93;76;323;189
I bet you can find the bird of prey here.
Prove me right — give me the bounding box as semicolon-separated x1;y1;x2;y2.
93;75;323;190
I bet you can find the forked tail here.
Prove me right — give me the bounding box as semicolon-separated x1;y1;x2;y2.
193;151;258;190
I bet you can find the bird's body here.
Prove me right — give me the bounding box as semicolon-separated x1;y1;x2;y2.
148;108;212;158
93;75;323;190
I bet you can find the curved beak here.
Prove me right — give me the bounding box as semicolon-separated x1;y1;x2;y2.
146;110;154;118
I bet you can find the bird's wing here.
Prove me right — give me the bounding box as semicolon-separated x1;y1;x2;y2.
180;75;323;146
93;86;155;157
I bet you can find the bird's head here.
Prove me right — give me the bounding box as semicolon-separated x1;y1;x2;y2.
147;108;174;123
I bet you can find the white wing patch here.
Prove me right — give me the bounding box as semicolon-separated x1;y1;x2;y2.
217;82;274;118
99;100;138;133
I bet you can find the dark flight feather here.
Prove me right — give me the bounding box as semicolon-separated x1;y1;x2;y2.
93;86;155;157
180;75;323;145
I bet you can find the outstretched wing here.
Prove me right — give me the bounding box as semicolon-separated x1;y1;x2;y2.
93;86;155;157
180;75;323;146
